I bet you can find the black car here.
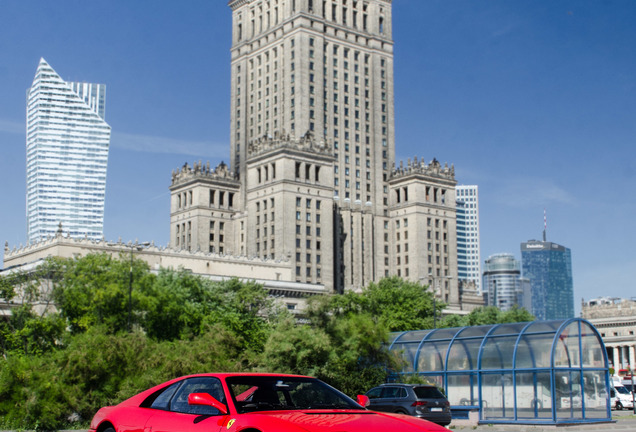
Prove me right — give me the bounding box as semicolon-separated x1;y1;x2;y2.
365;383;451;426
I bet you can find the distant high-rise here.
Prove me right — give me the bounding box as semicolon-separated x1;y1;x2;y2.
456;185;481;291
482;253;527;311
521;240;574;320
26;58;111;243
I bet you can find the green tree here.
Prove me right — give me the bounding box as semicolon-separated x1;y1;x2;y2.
0;324;250;430
440;305;535;328
499;305;535;323
270;277;435;396
255;312;397;397
256;316;333;377
307;276;443;332
52;253;154;333
139;271;278;349
0;258;66;356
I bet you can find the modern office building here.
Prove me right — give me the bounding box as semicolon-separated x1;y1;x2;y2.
26;58;111;243
482;253;529;312
456;185;481;291
170;0;461;299
521;240;574;321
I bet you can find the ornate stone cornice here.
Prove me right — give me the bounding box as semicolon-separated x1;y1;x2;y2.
4;233;290;265
246;130;332;160
390;157;455;182
228;0;252;11
171;160;239;188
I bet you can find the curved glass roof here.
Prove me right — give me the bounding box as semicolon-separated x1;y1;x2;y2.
387;318;610;425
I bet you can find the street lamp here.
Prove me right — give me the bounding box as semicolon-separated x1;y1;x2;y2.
128;242;150;332
108;241;151;331
421;275;439;329
426;274;453;329
419;277;435;329
631;368;635;414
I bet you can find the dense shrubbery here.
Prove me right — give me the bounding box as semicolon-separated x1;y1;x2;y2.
0;254;533;429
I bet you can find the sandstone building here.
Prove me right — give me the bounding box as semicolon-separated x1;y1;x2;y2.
4;1;480;317
170;0;461;297
582;297;636;372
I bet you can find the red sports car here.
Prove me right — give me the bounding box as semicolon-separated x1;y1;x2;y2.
90;373;449;432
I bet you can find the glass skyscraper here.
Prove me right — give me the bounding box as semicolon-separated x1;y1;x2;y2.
456;185;481;291
26;58;111;243
521;240;574;320
483;253;527;311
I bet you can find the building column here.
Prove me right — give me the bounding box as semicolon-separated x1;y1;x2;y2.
620;346;625;369
629;345;636;371
613;347;620;369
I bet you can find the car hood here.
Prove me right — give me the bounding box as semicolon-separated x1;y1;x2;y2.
253;410;448;431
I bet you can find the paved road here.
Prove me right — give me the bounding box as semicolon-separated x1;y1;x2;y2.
450;413;636;431
7;414;634;432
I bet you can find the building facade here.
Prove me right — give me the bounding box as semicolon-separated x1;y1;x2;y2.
456;185;481;291
26;59;111;243
2;229;326;316
169;0;460;297
521;240;574;321
582;297;636;373
482;253;529;312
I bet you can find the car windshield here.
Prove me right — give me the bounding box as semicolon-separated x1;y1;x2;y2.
226;376;364;413
616;386;631;395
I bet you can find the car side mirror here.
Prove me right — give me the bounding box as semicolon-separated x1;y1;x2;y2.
357;395;370;407
188;393;228;415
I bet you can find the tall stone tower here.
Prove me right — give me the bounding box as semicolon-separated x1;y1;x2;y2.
228;0;395;289
171;0;459;297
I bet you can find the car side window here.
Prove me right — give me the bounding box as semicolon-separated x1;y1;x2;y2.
381;387;399;398
150;381;182;410
397;387;407;398
170;377;226;415
366;387;382;399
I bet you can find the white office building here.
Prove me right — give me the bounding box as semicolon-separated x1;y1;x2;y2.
456;185;481;291
26;58;111;243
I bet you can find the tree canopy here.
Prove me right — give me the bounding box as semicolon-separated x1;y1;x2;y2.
0;254;534;429
440;305;535;328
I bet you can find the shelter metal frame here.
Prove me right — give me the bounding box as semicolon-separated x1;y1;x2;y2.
387;318;611;425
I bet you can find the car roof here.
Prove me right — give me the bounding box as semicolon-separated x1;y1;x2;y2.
116;372;317;408
378;383;436;388
179;372;312;380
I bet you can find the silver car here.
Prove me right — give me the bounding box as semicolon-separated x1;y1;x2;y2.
365;383;451;426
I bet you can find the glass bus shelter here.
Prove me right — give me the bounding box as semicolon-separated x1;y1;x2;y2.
387;318;610;424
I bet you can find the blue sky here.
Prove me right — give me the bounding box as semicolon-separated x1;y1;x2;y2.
1;1;635;314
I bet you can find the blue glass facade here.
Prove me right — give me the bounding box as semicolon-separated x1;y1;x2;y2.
521;241;574;321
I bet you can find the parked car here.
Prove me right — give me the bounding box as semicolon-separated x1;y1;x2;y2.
611;384;635;410
621;383;635;394
90;373;450;432
365;383;451;426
